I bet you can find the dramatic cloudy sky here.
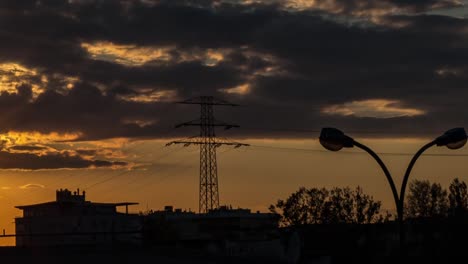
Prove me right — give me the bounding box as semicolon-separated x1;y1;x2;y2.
1;0;468;245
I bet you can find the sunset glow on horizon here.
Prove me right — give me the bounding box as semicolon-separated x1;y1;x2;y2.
2;0;468;247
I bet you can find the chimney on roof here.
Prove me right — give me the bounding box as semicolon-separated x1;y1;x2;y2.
164;206;173;213
56;188;85;203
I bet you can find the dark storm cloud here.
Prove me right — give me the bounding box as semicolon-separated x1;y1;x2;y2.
0;150;127;170
78;59;248;97
246;13;468;107
0;0;467;140
0;83;195;140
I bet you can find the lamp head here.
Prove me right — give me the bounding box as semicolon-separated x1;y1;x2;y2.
435;127;467;150
319;127;354;151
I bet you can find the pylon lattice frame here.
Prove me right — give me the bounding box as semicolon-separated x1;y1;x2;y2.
167;96;248;213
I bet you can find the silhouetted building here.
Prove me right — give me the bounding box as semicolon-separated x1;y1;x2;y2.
146;205;279;241
143;205;283;258
15;189;141;247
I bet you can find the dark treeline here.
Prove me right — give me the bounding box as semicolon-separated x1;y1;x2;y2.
270;177;468;225
406;178;468;219
269;186;389;226
269;178;468;258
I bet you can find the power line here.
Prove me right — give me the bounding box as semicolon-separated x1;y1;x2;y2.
45;141;468;193
248;145;468;157
8;138;154;192
83;146;186;190
241;127;453;136
134;147;236;209
68;142;468;192
124;150;199;191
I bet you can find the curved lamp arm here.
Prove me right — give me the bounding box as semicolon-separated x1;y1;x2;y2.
399;140;437;220
353;140;400;220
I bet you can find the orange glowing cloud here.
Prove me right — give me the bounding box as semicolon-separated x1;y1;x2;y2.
117;89;177;103
321;99;426;118
81;41;228;67
220;83;251;95
284;0;463;19
81;42;172;66
0;63;80;98
0;131;82;148
0;131;129;170
19;183;45;189
0;63;44;97
203;49;225;66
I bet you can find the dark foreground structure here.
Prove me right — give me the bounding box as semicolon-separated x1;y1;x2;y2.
0;244;296;264
3;220;468;264
5;191;294;263
6;190;468;263
15;189;141;247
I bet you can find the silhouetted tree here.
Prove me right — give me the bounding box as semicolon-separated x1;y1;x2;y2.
269;186;383;226
405;179;448;219
448;178;468;217
268;187;326;226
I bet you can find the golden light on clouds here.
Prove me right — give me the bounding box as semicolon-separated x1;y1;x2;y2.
0;63;37;77
81;41;229;67
63;76;80;90
122;118;156;128
118;89;177;103
0;131;82;148
0;63;78;98
69;137;130;150
284;0;462;18
285;0;396;16
321;99;426;118
0;63;39;94
19;183;45;189
0;131;131;161
81;42;172;66
63;138;130;160
203;49;225;66
220;83;251;95
172;48;228;66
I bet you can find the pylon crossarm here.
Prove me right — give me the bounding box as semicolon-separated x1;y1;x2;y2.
176;97;239;106
167;96;247;213
175;120;239;128
166;141;249;147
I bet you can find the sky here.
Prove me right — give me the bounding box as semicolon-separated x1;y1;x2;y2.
1;0;468;245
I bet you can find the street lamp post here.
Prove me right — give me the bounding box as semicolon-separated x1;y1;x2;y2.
397;128;467;249
399;128;468;221
319;128;400;224
319;127;467;253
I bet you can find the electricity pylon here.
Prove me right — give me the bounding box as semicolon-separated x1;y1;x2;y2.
166;96;249;213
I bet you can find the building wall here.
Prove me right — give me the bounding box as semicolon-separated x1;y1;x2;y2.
144;208;280;242
16;213;141;247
